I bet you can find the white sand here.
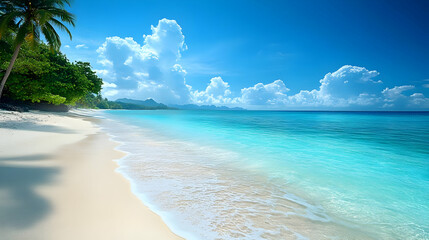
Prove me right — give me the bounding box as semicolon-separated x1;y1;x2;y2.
0;110;183;240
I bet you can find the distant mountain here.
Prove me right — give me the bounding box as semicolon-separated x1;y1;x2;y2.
169;104;245;111
115;98;245;110
114;98;171;110
116;98;170;109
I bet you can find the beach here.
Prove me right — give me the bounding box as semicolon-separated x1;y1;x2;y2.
1;109;428;240
95;110;429;240
0;110;182;240
0;0;427;238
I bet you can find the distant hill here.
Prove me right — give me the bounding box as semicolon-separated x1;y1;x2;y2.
115;98;170;109
114;98;245;110
169;104;245;111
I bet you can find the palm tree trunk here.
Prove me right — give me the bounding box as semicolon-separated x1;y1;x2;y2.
0;42;22;101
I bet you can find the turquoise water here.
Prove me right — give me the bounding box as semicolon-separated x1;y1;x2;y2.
97;110;429;240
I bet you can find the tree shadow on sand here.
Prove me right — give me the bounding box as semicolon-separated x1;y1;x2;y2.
0;121;76;133
0;154;52;162
0;161;59;229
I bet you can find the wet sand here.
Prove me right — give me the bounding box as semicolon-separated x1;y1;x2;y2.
0;110;182;240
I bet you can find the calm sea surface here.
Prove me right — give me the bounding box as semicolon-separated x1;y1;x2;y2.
96;110;429;240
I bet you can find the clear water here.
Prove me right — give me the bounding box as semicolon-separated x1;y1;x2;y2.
96;110;429;240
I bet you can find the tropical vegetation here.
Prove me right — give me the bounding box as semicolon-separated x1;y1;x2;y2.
0;0;76;100
0;33;102;105
0;0;108;109
0;0;172;110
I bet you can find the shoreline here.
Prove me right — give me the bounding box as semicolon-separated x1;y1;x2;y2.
97;110;383;240
0;110;183;240
103;131;199;240
92;115;197;240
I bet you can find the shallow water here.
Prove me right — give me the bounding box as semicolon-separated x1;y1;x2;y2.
97;110;429;240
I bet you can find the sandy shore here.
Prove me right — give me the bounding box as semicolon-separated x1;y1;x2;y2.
0;110;183;240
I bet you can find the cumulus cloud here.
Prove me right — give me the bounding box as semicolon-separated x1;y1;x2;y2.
409;93;429;107
235;65;427;109
287;65;383;107
95;69;109;77
102;82;117;88
240;80;289;105
93;18;428;110
96;18;190;104
382;85;415;101
191;77;234;104
288;89;331;107
381;85;429;108
319;65;381;97
236;65;384;108
76;44;88;49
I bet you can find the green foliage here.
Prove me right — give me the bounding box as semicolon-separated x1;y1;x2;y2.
75;93;173;110
0;1;106;107
0;29;14;63
0;40;103;105
75;93;123;109
0;0;75;51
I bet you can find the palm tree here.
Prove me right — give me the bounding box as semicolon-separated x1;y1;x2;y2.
0;0;75;100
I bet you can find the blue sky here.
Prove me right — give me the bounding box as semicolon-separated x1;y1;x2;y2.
59;0;429;110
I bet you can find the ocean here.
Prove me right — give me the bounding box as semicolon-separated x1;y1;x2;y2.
95;110;429;240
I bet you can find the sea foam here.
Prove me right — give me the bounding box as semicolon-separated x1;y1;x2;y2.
96;110;429;240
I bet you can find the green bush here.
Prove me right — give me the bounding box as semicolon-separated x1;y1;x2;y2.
0;41;102;105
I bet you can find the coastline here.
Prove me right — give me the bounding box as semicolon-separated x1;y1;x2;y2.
0;110;183;240
97;110;429;240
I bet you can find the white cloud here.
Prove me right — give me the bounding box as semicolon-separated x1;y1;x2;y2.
235;65;427;109
318;65;381;98
93;18;428;110
95;69;109;78
288;89;333;107
192;77;233;104
410;93;429;107
237;65;383;108
104;89;119;97
76;44;88;49
382;85;415;102
143;19;187;64
240;80;289;105
98;59;113;67
64;45;70;48
96;18;191;104
348;93;381;106
285;65;383;108
380;85;429;108
102;81;117;88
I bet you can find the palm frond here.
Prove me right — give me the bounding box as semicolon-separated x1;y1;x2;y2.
44;8;75;26
14;20;30;46
36;9;54;25
26;22;42;48
44;21;61;50
1;0;75;49
35;0;72;8
49;17;72;40
0;11;24;38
